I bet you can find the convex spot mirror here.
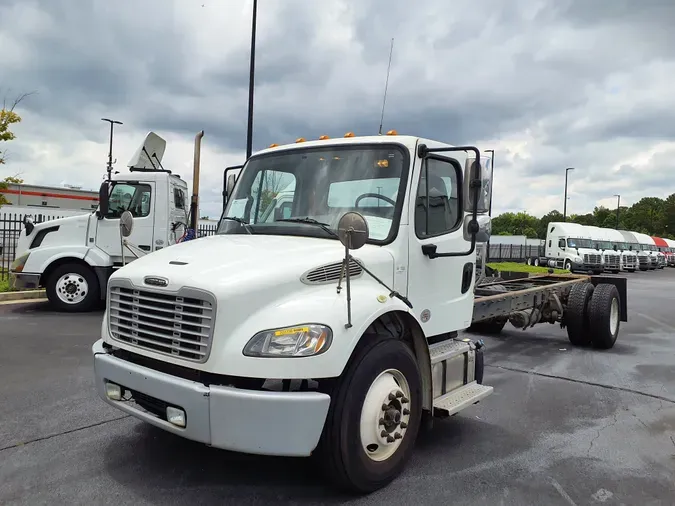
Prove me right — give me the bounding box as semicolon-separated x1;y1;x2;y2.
463;155;492;214
463;214;491;243
338;212;369;250
120;210;134;238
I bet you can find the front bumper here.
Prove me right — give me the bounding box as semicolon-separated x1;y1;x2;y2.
11;272;41;290
92;339;331;457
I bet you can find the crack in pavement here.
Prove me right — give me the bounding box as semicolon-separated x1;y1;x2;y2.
0;415;130;453
485;364;675;404
586;411;620;458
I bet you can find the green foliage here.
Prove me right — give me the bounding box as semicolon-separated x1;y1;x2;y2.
0;175;24;208
492;195;675;239
486;262;569;274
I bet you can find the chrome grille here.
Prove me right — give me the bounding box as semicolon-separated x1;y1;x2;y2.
603;254;620;267
622;255;636;265
584;254;601;265
638;256;648;265
301;258;363;285
108;284;215;363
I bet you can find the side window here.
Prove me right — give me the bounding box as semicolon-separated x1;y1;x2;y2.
414;158;460;238
174;187;185;210
107;183;152;218
558;239;565;248
249;170;296;224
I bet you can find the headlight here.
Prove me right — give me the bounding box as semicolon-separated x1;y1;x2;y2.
573;256;582;263
10;252;30;273
243;324;332;358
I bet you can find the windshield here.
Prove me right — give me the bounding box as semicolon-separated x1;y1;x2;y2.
217;145;410;243
595;241;613;249
567;238;593;248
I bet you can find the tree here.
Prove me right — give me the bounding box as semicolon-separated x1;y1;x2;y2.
0;175;24;207
1;92;32;166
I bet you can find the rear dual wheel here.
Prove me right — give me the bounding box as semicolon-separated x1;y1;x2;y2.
565;282;620;349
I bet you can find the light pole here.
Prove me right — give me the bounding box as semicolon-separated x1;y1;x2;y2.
563;167;574;221
614;194;621;229
101;118;122;181
245;0;258;160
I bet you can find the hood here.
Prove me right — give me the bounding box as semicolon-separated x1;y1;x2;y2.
110;234;395;299
16;213;92;253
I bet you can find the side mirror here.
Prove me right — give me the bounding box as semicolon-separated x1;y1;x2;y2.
463;214;491;243
97;181;110;219
463;155;491;214
23;215;35;235
337;212;369;250
222;165;243;207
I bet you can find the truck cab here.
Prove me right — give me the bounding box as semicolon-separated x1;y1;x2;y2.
631;231;659;270
92;132;497;493
544;221;603;273
10;132;190;311
665;238;675;266
587;225;621;273
605;228;637;272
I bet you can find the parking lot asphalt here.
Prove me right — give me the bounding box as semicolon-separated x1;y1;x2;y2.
1;270;674;505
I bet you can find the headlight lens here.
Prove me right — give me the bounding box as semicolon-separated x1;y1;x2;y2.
10;252;30;273
573;256;582;263
243;324;332;358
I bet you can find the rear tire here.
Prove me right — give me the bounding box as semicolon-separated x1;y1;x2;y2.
315;335;422;494
588;284;621;349
565;282;594;346
45;262;100;312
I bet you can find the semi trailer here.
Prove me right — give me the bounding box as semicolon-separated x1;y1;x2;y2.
91;132;627;493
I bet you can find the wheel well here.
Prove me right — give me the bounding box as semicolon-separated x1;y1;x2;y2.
358;311;433;413
40;257;93;287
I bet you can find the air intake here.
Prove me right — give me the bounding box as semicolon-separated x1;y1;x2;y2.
301;258;363;285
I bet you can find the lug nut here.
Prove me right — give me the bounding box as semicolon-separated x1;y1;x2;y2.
402;408;410;415
401;397;409;404
382;404;389;411
386;435;395;443
381;430;387;437
394;432;402;440
400;422;408;429
396;391;403;398
388;393;396;401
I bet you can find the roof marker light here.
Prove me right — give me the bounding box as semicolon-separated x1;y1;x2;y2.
269;143;279;148
344;132;355;138
295;138;306;143
386;129;398;136
319;135;330;140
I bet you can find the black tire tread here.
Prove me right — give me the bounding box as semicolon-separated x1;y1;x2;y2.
315;334;422;494
45;262;99;312
565;282;594;346
588;283;621;349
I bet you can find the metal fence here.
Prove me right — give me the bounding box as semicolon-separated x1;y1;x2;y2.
486;243;543;263
0;211;220;280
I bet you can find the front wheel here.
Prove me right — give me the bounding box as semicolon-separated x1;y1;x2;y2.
45;262;100;312
564;259;572;271
315;335;422;494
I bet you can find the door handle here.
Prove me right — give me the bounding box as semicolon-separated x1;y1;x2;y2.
138;245;151;251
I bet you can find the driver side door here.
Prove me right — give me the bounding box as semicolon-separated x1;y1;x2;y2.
406;154;476;336
95;182;156;264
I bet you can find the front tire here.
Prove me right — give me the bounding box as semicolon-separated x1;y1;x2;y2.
564;259;572;271
45;262;100;312
315;335;422;494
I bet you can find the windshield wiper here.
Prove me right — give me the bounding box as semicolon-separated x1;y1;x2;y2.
221;216;253;234
276;217;338;239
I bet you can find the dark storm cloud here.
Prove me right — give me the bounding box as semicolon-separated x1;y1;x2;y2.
2;0;675;216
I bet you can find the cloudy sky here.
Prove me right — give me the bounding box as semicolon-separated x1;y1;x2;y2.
1;0;674;220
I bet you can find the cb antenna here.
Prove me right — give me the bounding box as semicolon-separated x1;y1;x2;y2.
378;38;395;135
101;118;123;181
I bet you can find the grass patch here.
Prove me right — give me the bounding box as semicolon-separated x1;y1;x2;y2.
487;262;570;275
0;276;12;293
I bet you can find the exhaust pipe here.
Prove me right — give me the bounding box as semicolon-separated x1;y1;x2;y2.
190;130;205;233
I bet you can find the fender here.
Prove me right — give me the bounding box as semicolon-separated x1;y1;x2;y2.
23;245;112;276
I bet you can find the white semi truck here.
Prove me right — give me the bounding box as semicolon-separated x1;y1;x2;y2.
631;231;661;270
537;221;603;273
586;225;621;273
90;132;627;493
10;132;198;311
605;228;638;272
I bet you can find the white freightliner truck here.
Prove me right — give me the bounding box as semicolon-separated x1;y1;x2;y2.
10;132;197;311
618;230;651;271
91;132;627;493
537;221;604;273
605;228;638;272
631;231;660;270
586;225;621;274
